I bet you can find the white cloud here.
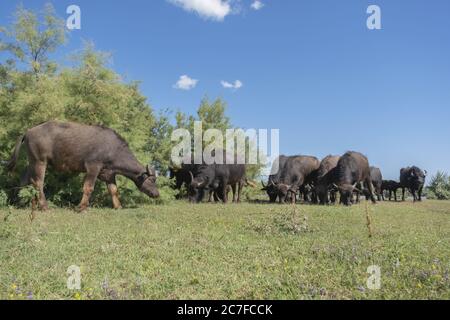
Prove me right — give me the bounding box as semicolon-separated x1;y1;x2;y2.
174;75;198;90
168;0;231;21
221;80;243;90
251;0;264;10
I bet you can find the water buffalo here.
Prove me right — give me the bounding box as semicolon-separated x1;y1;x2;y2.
261;155;288;203
6;121;159;212
381;180;401;201
400;166;427;202
169;163;199;198
189;161;247;204
333;151;377;206
273;155;320;204
368;167;383;201
315;155;340;205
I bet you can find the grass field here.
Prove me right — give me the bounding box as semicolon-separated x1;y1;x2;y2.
0;200;449;300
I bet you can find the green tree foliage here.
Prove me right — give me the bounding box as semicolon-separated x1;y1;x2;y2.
427;171;450;200
1;4;65;74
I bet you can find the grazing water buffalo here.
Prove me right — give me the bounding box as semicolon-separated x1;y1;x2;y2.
315;155;340;205
381;180;401;201
273;155;320;204
189;160;247;204
367;167;383;201
6;121;159;212
261;155;288;203
333;151;376;206
400;166;427;202
169;163;199;198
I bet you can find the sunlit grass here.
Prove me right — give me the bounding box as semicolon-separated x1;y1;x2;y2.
0;200;449;300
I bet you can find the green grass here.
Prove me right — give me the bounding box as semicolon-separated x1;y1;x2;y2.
0;200;449;300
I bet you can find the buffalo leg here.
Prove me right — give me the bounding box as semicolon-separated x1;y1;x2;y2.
393;189;397;202
27;162;48;211
231;184;237;203
355;191;360;204
78;164;101;212
107;181;122;209
221;181;229;204
402;188;406;201
411;188;417;202
365;180;377;204
237;180;244;203
208;191;214;202
329;191;335;204
418;186;423;201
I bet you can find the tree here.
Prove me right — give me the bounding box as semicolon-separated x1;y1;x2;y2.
0;3;65;75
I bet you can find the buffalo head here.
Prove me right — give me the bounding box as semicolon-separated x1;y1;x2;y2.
188;171;210;203
138;165;159;198
274;183;296;203
262;180;278;203
410;167;426;186
335;182;360;206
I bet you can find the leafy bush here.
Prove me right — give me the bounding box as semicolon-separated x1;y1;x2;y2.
426;171;450;200
17;186;38;208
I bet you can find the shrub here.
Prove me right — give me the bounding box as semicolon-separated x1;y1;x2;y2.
427;171;450;200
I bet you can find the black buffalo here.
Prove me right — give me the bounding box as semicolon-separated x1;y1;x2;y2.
368;167;383;201
381;180;401;201
315;155;340;205
189;160;247;204
333;151;377;206
169;164;199;198
400;166;427;202
272;155;320;204
261;155;288;203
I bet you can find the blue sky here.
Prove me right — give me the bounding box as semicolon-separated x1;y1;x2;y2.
1;0;449;180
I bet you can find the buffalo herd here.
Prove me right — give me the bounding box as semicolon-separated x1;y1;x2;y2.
7;121;427;210
170;151;427;207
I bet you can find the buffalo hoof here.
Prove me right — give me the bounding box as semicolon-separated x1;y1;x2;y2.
76;206;88;213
